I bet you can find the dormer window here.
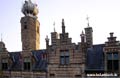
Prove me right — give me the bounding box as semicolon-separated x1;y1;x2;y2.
24;57;31;71
2;58;8;70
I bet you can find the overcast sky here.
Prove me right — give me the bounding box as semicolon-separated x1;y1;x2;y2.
0;0;120;52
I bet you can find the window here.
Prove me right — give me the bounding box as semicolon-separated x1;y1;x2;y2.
60;56;64;64
107;53;112;60
24;25;27;29
107;60;112;71
24;57;31;71
50;73;55;77
2;59;8;70
60;50;69;65
75;75;81;78
114;60;119;70
113;53;118;60
107;52;119;71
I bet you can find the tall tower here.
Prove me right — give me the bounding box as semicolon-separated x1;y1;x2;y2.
85;16;93;48
20;0;40;51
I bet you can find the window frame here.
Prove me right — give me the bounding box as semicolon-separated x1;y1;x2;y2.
23;57;31;71
60;50;70;65
107;52;119;72
1;58;8;70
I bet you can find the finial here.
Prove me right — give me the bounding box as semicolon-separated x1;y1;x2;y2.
82;30;84;34
86;15;90;27
62;18;65;26
80;30;84;37
80;30;85;42
110;32;114;37
53;22;56;32
62;18;66;34
45;35;49;41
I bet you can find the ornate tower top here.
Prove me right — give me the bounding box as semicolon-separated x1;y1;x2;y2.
22;0;39;17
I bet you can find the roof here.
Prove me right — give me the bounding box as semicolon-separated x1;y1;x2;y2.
32;50;47;72
85;44;105;71
9;52;22;71
8;49;47;72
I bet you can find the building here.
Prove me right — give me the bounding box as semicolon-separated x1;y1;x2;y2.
0;0;119;78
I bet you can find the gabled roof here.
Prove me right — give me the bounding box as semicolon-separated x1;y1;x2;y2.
86;44;105;71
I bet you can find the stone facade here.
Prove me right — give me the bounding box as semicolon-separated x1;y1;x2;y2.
104;32;120;75
21;16;40;51
47;19;87;78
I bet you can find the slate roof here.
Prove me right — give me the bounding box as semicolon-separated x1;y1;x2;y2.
32;50;47;72
8;49;47;72
9;52;22;71
8;45;105;72
85;44;105;72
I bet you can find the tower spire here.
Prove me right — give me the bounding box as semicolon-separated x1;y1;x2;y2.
86;15;90;27
82;30;84;34
62;18;65;34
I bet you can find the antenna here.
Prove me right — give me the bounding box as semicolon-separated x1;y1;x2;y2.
86;15;90;27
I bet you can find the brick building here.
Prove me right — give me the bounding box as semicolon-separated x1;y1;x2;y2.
0;0;119;78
